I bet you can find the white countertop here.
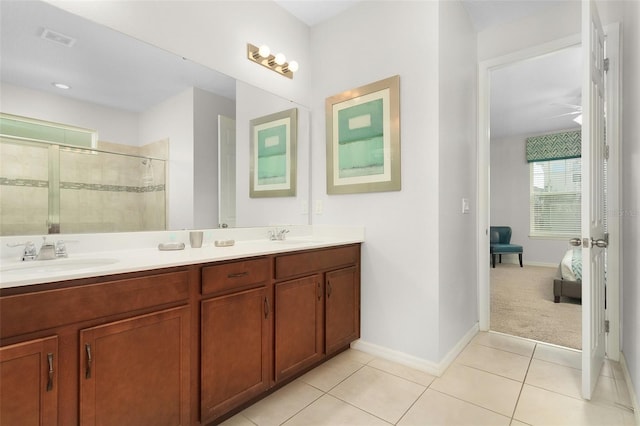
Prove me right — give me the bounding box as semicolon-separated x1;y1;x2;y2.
0;226;364;289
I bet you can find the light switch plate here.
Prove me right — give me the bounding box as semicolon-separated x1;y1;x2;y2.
462;198;470;214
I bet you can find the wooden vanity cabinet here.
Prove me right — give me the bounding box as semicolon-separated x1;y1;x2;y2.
0;269;192;426
79;306;190;425
200;257;272;424
0;336;58;426
274;274;324;382
274;244;361;366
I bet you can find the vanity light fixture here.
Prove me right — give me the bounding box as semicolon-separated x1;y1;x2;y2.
247;43;298;79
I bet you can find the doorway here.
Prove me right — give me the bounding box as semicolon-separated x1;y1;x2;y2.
488;45;583;349
478;24;622;362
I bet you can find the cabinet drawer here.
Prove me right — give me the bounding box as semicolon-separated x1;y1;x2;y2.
275;245;359;280
1;271;190;339
202;258;270;296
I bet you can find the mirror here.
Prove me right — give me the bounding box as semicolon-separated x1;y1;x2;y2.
0;0;311;235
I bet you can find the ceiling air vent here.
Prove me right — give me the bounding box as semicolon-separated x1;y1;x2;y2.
40;28;76;47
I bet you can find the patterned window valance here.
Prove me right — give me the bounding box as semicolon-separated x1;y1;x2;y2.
526;130;581;162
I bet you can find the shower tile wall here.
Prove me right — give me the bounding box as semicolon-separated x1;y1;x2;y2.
0;141;49;235
0;139;167;235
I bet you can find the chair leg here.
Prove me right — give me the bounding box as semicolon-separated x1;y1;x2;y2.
519;253;523;267
499;254;502;264
492;254;495;268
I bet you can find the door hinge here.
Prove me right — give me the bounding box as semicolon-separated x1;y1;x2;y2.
605;320;610;333
604;144;610;160
603;58;610;72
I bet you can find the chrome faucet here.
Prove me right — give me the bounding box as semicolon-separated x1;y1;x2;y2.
268;228;290;241
6;237;70;261
36;237;56;260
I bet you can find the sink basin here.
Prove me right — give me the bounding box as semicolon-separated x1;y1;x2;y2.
0;258;119;275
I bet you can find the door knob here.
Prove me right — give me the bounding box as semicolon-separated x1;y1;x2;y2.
569;238;582;247
591;238;608;248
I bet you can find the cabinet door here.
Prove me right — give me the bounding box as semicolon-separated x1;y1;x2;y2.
79;306;190;426
326;266;360;355
201;287;271;422
0;336;58;426
275;275;324;382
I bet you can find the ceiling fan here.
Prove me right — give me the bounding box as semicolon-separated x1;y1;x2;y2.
550;102;583;124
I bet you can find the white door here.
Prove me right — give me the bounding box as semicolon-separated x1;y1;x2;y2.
218;115;236;228
580;0;607;400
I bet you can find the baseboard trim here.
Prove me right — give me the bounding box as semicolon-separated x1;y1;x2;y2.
350;323;479;377
490;259;557;268
619;352;640;423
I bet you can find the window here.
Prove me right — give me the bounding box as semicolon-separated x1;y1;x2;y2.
530;158;581;238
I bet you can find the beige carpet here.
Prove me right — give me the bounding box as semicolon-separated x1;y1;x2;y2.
491;263;582;350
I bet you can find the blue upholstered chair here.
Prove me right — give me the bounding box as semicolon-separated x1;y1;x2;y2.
490;226;523;268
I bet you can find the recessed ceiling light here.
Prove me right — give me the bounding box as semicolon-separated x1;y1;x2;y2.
52;82;71;90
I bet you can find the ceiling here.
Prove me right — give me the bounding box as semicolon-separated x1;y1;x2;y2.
1;0;581;139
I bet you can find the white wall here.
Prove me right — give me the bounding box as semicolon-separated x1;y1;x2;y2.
490;133;572;265
437;0;478;359
139;88;194;230
193;88;235;229
310;0;477;364
235;81;310;228
0;82;139;146
619;0;640;412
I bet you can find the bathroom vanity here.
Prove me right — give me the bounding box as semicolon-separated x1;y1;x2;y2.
0;235;361;425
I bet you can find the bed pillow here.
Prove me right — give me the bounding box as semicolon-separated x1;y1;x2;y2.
561;249;577;281
571;248;582;281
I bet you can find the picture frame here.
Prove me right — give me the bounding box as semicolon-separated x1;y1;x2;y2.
249;108;297;198
325;75;400;194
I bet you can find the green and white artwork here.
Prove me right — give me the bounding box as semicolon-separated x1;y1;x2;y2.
257;122;287;184
250;108;297;198
326;75;400;194
337;98;384;178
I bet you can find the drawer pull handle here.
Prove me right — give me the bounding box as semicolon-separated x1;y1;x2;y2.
46;353;54;391
264;297;270;319
228;272;249;279
317;282;321;301
85;343;92;379
327;281;332;298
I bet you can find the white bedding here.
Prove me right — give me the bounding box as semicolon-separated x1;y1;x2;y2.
560;248;582;281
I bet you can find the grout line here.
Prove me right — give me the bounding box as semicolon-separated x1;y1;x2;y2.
427;388;513;421
510;342;537;422
394;386;428;425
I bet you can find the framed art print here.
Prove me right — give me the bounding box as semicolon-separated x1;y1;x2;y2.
325;75;400;194
249;108;297;198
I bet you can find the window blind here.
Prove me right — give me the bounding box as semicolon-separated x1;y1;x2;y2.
530;158;581;237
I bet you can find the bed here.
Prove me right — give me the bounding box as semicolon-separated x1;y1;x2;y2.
553;248;582;303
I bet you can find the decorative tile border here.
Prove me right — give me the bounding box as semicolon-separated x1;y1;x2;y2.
0;178;48;188
0;178;165;193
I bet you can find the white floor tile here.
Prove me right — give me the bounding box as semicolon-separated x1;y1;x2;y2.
514;384;631;426
473;332;536;357
525;358;582;399
299;351;365;392
368;357;436;387
456;343;531;382
219;413;256;426
431;363;522;417
397;388;511;426
283;394;391;426
329;365;425;424
533;343;582;369
241;380;323;426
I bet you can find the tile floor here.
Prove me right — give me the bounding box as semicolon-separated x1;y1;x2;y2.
221;332;637;426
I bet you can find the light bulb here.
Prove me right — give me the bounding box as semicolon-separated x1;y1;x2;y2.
287;61;299;72
258;45;270;58
274;53;286;65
